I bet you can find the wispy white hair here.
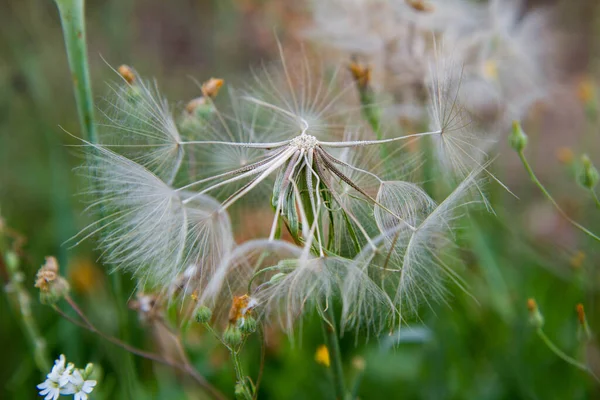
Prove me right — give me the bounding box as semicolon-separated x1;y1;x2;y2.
72;144;234;290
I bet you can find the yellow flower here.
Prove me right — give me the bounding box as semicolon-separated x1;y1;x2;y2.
315;344;330;367
577;77;596;105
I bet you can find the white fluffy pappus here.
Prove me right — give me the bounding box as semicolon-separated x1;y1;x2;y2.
70;143;234;290
342;170;482;333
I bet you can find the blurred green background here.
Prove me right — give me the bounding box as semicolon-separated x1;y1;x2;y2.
1;0;600;399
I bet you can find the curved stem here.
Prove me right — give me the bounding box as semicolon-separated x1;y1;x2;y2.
518;151;600;242
536;328;600;383
58;296;226;400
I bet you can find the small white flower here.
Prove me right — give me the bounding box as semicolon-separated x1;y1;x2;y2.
61;369;97;400
37;379;61;400
37;355;74;400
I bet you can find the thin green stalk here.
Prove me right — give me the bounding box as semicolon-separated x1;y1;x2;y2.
358;89;382;140
322;307;346;400
536;328;599;382
590;189;600;209
3;251;51;373
231;350;253;400
517;151;600;242
53;0;97;143
204;322;253;399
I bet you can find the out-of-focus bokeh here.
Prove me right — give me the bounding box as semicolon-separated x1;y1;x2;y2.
2;0;600;399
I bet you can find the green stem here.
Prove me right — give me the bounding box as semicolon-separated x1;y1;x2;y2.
53;0;97;143
231;349;253;400
518;151;600;242
3;251;51;373
590;189;600;209
536;328;599;382
358;89;382;140
322;307;346;400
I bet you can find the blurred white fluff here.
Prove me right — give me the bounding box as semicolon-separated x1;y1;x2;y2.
307;0;561;127
72;144;233;289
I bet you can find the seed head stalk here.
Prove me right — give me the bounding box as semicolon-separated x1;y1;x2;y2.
53;0;97;144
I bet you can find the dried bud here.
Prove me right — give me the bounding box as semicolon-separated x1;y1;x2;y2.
201;78;224;99
349;61;371;90
527;298;544;329
223;325;242;347
406;0;434;12
578;154;599;189
35;256;69;304
118;64;136;84
182;97;217;123
509;121;528;152
556;147;574;165
34;256;59;291
194;305;213;324
228;294;258;325
128;293;159;322
570;251;585;269
576;303;592;341
577;77;596;105
576;303;585;325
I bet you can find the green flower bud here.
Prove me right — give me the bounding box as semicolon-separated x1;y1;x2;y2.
83;363;94;379
269;272;286;285
578;154;599;189
223;325;242;347
194;305;213;324
234;382;250;400
527;299;544;329
4;251;19;274
509;121;528;152
238;316;257;334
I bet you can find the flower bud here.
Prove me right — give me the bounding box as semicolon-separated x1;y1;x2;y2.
509;121;528;152
576;303;593;341
578;154;599;190
35;256;70;305
194;305;213;324
269;272;286;285
223;325;242;347
238;316;257;334
118;64;136;84
527;298;544;329
83;363;94;379
234;382;250;400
